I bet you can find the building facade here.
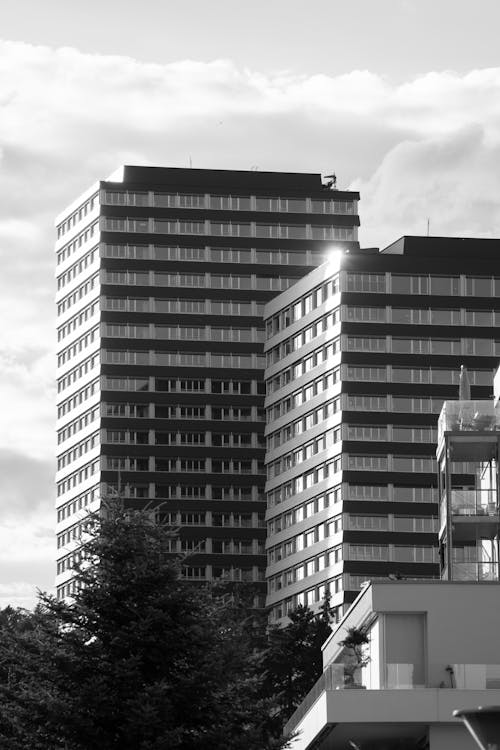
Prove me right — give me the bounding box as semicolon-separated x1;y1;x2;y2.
55;165;359;600
285;580;500;750
264;237;500;622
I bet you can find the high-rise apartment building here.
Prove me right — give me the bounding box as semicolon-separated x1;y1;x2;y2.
264;236;500;622
55;165;360;600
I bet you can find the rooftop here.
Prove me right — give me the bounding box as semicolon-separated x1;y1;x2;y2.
381;235;500;258
102;165;360;197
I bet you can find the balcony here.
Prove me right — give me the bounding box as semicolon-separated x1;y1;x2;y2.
438;400;500;442
450;561;499;581
452;664;500;688
285;661;427;730
285;660;500;741
285;663;500;733
284;663;364;730
443;489;498;517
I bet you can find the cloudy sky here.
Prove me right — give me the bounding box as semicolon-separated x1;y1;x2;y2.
1;0;500;608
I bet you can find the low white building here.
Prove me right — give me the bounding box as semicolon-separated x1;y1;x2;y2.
286;580;500;750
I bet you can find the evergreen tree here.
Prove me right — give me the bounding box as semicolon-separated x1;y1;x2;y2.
0;503;335;749
0;503;286;750
262;598;334;730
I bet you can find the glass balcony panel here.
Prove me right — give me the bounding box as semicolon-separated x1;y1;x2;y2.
385;663;425;689
453;664;500;689
450;489;498;516
451;562;499;581
324;663;346;690
438;400;500;440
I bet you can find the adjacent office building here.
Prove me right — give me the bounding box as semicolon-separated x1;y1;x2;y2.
55;166;359;600
264;236;500;622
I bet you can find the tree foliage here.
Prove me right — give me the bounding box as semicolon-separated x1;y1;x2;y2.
263;599;334;730
0;504;334;749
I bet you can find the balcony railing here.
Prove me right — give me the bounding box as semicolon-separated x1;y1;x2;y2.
440;489;499;520
452;664;500;689
451;561;499;581
385;663;426;689
284;659;500;735
438;400;500;441
283;663;366;734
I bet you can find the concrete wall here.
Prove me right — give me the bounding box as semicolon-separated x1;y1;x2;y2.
371;582;500;687
323;582;500;685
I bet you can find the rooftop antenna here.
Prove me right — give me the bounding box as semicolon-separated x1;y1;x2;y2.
426;218;430;237
324;173;337;190
189;155;193;169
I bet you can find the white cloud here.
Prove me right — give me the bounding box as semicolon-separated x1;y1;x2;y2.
0;582;42;611
352;126;500;247
1;38;500;604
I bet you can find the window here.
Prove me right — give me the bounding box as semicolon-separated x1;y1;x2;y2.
209;195;251;210
393;546;436;563
311;225;353;241
103;191;148;206
429;276;461;295
211;222;251;237
347;273;386;293
393;338;427;354
430;309;461;325
346;425;387;441
311;199;356;214
178;406;205;419
393;486;436;503
179;193;205;208
391;308;430;325
394;516;437;532
465;310;493;326
466;277;493;296
430;339;460;354
348;455;388;471
349;545;388;561
212;274;252;290
345;306;386;322
347;485;388;500
393;396;443;414
345;395;387;411
345;366;386;382
392;426;436;443
348;515;388;530
155;272;206;288
391;275;425;294
464;339;494;356
154;246;206;261
346;336;386;352
392;368;430;384
393;456;435;472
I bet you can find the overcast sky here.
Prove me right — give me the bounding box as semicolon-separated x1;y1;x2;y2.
1;0;500;608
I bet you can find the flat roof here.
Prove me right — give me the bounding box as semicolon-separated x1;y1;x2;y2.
382;235;500;257
101;164;360;198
